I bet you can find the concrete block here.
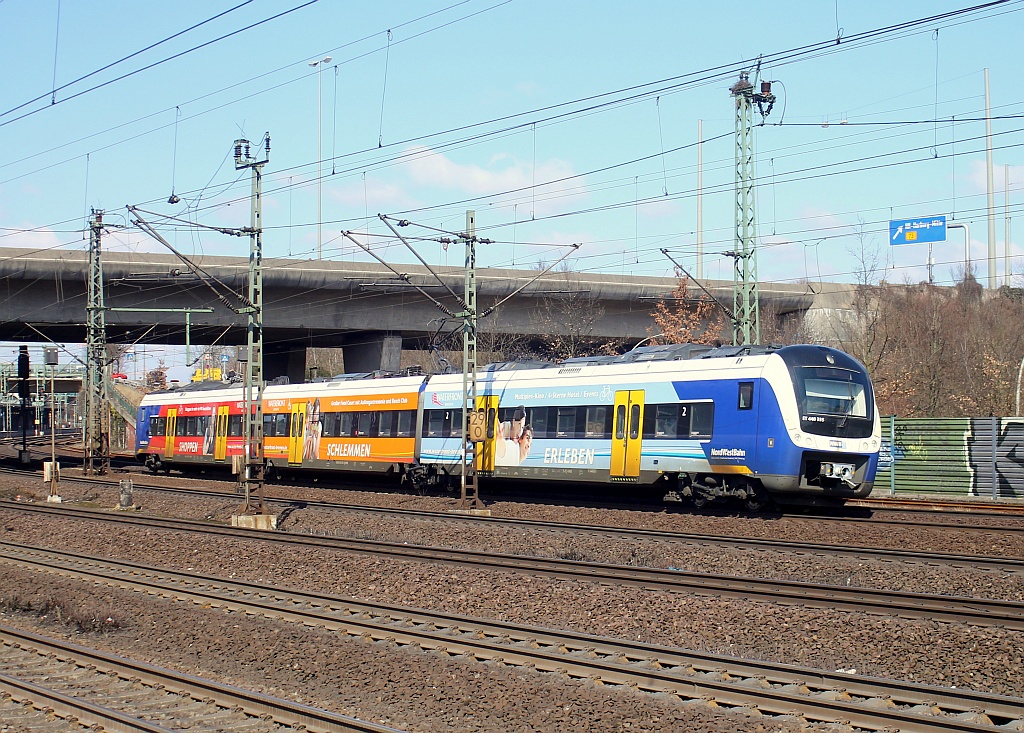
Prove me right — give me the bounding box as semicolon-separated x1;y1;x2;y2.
231;513;279;530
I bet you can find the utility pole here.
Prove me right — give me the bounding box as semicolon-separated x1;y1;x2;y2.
309;56;331;260
984;68;996;289
459;210;484;510
234;136;269;515
45;346;60;501
1007;164;1012;286
697;119;704;280
728;70;774;346
349;212;564;512
17;345;30;464
84;210;110;475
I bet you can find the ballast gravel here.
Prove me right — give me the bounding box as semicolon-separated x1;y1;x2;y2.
1;468;1022;732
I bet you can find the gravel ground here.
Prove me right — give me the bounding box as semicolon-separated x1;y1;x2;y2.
1;469;1023;732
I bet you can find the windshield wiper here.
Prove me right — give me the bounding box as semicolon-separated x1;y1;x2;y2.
836;380;856;429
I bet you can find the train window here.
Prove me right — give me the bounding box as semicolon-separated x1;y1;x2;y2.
319;412;336;438
527;407;550;439
267;413;287;438
356;411;374;437
615;405;626;440
689;402;714;439
801;373;868;418
585;406;609;438
629;404;641;440
424;410;438;437
738;382;754;410
176;418;187;437
653;405;679;438
395;410;414;437
335;412;352;437
378;411;394;437
228;415;242;437
196;416;210;438
556;407;577;437
425;409;462;438
448;409;464;437
151;417;165;436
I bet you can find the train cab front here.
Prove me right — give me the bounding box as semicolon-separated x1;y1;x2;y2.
777;345;881;505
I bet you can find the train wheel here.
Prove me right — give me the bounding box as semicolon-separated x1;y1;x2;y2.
691;493;709;510
744;488;771;513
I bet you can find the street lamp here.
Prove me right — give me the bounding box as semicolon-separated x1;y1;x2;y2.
309;55;332;260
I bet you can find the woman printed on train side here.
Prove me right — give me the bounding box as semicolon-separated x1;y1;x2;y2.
303;398;322;460
495;405;533;466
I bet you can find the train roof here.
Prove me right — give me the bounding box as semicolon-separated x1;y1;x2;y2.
481;343;785;371
141;344;859;404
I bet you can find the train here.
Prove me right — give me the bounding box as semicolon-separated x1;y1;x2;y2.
134;343;881;509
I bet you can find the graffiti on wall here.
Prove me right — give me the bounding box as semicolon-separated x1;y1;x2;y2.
966;419;1024;498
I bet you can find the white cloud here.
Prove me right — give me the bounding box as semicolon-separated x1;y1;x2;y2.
1;225;68;251
959;159;1023;196
401;146;586;216
328;177;419;212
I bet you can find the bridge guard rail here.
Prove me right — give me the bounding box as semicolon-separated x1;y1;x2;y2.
876;416;1024;500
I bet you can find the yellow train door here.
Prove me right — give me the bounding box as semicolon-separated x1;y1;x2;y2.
288;402;306;464
610;390;644;479
475;395;499;473
214;405;229;461
165;409;177;459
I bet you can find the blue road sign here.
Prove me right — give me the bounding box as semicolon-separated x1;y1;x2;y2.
889;215;946;245
221;353;230;362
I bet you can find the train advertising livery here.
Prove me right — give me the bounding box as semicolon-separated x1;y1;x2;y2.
136;344;881;510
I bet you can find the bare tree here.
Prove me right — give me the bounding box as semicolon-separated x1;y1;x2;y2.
306;347;345;379
752;297;807;346
648;273;726;345
870;275;1024;417
834;222;894;377
530;266;617;360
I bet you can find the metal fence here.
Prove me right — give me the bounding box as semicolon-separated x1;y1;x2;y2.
876;416;1024;499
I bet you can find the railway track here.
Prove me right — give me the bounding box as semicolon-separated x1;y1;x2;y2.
32;473;1024;575
0;624;405;733
851;495;1024;516
2;541;1021;733
5;461;1024;523
3;500;1023;630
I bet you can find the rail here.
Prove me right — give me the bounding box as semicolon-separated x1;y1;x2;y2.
3;501;1023;630
3;541;1021;733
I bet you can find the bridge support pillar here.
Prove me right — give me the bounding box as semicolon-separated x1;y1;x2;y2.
344;332;402;373
264;348;308;385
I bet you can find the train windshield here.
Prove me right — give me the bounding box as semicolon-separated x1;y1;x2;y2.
796;367;870;418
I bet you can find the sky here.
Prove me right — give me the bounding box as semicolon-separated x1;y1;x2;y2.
1;0;1022;380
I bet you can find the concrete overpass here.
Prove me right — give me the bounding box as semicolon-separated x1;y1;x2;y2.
0;247;856;382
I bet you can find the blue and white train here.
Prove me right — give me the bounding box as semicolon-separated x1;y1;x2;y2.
136;343;881;509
